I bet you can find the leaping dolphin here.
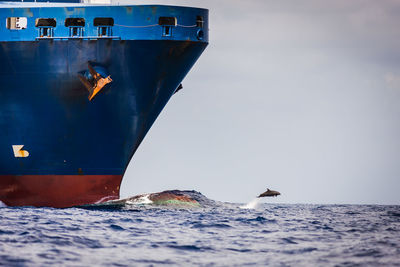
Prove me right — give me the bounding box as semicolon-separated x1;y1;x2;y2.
258;188;280;198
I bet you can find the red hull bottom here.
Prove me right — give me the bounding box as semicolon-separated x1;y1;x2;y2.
0;175;122;208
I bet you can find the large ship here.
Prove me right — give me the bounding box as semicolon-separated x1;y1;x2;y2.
0;0;208;207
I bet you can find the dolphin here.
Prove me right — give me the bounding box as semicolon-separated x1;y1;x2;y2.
257;188;280;198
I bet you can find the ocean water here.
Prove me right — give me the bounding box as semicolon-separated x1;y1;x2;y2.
0;191;399;266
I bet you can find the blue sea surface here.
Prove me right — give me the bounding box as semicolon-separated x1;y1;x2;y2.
0;192;399;266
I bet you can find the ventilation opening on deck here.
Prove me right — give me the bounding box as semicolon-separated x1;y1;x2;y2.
94;18;114;26
36;18;56;27
196;16;204;28
6;17;27;30
65;18;85;37
36;18;56;38
94;18;114;37
158;17;177;26
65;18;85;27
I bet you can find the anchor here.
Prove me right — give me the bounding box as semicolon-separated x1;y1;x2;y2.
78;62;112;101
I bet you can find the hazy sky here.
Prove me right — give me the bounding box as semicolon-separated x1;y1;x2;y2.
120;0;400;205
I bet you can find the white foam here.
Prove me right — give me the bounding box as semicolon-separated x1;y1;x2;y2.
240;198;261;209
95;195;118;204
0;201;7;208
125;194;153;205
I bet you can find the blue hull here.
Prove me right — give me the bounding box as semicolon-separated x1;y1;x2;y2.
0;39;206;175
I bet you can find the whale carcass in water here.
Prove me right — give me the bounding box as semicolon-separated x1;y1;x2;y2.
92;190;202;207
257;188;280;198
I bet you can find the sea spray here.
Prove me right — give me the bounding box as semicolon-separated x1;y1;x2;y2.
240;198;261;209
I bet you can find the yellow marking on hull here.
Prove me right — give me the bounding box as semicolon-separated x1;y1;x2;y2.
12;145;29;158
